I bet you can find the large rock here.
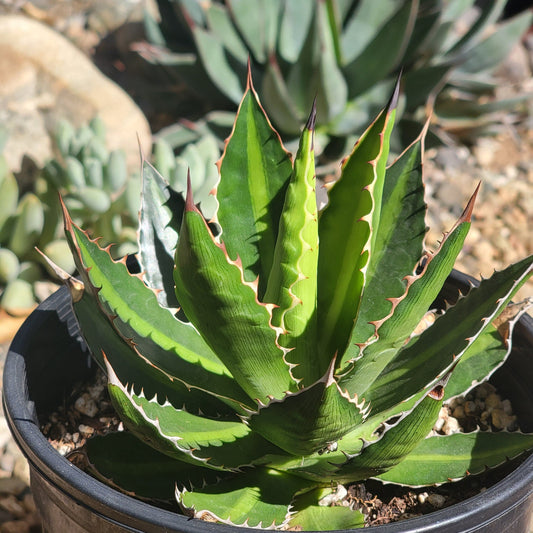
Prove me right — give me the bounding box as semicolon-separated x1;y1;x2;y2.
0;15;151;172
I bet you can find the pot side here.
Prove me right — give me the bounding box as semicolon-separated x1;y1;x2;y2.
2;272;533;532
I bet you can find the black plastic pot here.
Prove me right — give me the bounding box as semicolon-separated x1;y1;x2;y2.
3;271;533;532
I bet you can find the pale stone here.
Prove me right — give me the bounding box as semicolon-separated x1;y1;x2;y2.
0;15;151;172
74;393;98;417
491;409;517;431
501;399;513;415
442;416;460;435
318;484;347;506
417;492;428;504
78;424;95;437
473;138;495;167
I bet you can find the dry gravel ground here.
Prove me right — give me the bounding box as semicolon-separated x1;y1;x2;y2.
425;126;533;303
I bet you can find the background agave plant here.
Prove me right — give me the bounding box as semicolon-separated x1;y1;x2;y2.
140;0;533;161
48;74;533;530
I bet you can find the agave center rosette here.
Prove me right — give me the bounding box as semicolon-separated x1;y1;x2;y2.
46;70;533;530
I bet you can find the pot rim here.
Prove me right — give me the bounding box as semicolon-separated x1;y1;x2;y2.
3;273;533;532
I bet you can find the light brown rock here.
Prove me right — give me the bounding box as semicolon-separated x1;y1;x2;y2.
0;520;30;533
0;15;151;172
442;416;460;435
74;394;98;418
452;405;465;419
0;478;26;497
485;393;502;411
463;401;478;417
0;495;25;519
491;409;517;431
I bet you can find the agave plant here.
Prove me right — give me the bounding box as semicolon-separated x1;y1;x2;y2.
140;0;533;158
47;73;533;530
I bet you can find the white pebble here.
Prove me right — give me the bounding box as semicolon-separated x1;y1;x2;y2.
74;393;98;417
78;424;95;437
57;444;71;456
87;383;106;400
318;484;347;506
442;416;460;435
418;492;428;504
433;418;445;432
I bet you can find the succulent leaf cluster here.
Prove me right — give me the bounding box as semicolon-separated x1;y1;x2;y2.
0;118;137;314
141;0;533;158
42;117;138;252
152;132;220;220
0;154;40;314
53;76;533;530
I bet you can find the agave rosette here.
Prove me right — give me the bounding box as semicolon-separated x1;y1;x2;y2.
51;73;533;530
141;0;533;155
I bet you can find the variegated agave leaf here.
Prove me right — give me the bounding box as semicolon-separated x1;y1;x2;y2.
51;70;533;530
